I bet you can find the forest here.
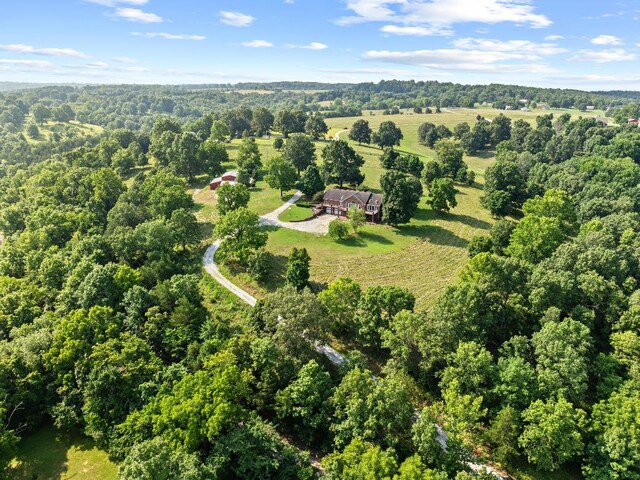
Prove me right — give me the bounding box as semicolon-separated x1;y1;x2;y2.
0;81;639;479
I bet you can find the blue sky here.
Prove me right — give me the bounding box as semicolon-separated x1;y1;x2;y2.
1;0;639;90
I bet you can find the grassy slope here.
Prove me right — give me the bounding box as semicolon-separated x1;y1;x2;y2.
7;425;118;480
22;116;103;144
195;107;598;309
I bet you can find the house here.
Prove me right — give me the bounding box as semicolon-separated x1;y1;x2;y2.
520;107;531;112
586;105;595;111
321;188;383;223
505;105;514;110
209;171;238;190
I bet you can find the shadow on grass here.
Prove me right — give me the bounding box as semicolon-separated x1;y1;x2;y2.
8;425;102;480
392;208;469;247
450;213;491;230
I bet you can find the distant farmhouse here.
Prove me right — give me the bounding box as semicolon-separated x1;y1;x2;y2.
210;171;238;190
321;188;383;223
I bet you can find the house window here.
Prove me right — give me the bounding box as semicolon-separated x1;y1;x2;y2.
367;204;377;212
347;202;359;209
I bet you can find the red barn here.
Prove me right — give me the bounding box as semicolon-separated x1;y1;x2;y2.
209;171;238;190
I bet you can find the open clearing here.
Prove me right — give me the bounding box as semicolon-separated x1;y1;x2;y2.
7;425;118;480
194;109;505;308
22;117;103;144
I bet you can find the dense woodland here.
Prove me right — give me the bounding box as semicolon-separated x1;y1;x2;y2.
0;82;640;479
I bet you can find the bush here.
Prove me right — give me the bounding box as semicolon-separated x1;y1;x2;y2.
329;220;350;241
249;249;272;282
311;191;325;204
273;138;284;150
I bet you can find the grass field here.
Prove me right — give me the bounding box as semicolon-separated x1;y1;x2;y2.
22;116;103;144
192;109;500;308
7;425;118;480
194;106;599;308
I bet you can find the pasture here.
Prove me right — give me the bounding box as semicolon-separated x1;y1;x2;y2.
194;108;505;308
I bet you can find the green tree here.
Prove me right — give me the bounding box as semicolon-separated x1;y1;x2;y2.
519;397;586;471
197;139;228;177
299;164;325;197
491;114;512;144
318;277;362;336
168;132;201;181
83;333;162;448
26;122;39;139
427;178;458;213
321;140;365;187
169;208;200;251
522;189;577;233
506;215;565;264
583;387;640;480
381;170;423;225
323;437;398;480
304;113;328;139
282;134;316;175
349;119;372;145
236;138;262;185
275;360;333;444
251;106;274;136
329;219;350;241
434;139;465;178
265;156;298;197
214;207;267;266
348;206;366;233
273;137;284;150
210;119;230;142
485;406;520;466
120;437;204;480
285;247;311;291
532;318;592;404
216;183;250;216
261;285;329;364
375;121;404;148
31;103;50;124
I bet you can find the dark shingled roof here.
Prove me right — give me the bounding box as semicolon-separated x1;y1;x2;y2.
324;188;382;206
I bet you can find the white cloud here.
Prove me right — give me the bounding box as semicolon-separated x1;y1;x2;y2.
83;0;148;5
545;34;563;41
114;7;163;23
362;48;557;73
132;32;206;40
287;42;329;50
337;0;551;29
380;24;452;36
0;44;90;59
241;40;273;48
220;11;255;27
571;48;636;63
112;56;137;63
305;42;328;50
452;38;566;55
86;61;109;68
0;59;55;69
591;35;623;46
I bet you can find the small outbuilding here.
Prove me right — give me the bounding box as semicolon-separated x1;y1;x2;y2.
210;171;238;190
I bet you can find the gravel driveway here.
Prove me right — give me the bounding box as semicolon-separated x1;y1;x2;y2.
259;191;333;235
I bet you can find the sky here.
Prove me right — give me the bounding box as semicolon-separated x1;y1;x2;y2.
1;0;640;90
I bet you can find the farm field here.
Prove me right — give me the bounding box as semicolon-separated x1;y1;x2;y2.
7;425;118;480
195;108;503;308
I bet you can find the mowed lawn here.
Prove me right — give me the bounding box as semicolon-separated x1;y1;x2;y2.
7;425;118;480
195;110;498;309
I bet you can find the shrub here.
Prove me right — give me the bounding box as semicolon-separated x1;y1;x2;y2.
329;220;350;241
